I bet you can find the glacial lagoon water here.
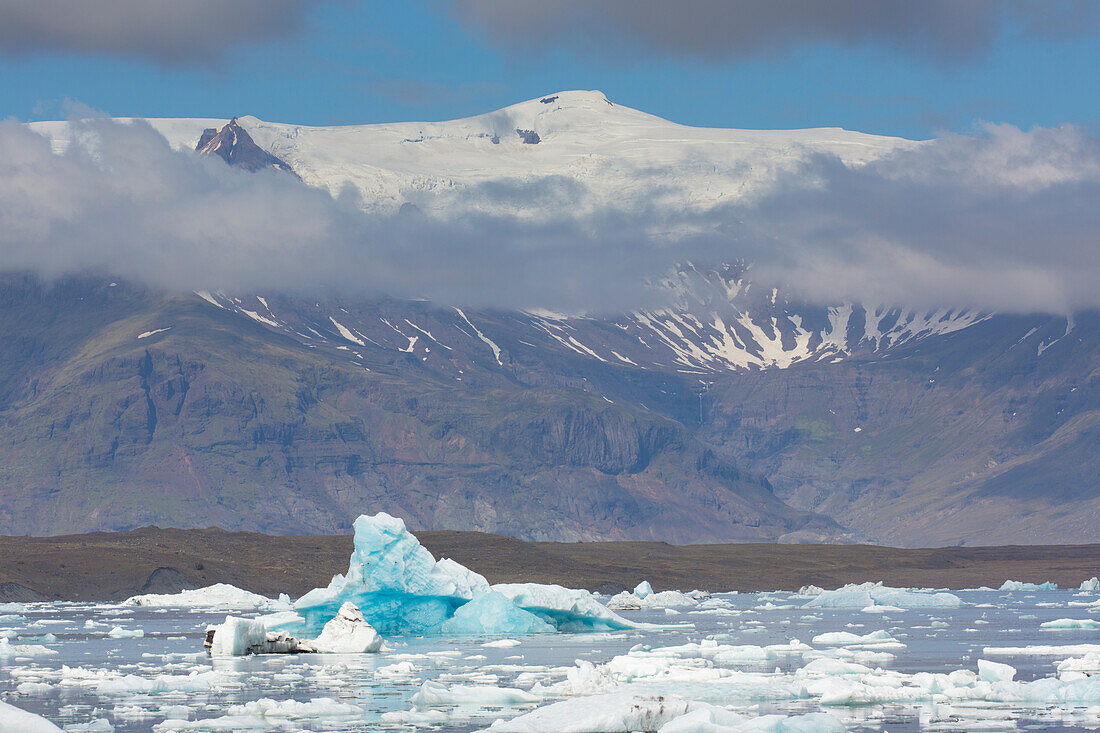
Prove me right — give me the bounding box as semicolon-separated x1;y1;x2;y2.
6;587;1100;731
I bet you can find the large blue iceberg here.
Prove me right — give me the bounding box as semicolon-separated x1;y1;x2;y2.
291;513;640;636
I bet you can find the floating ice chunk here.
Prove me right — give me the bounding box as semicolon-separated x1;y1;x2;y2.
797;585;825;596
376;661;417;678
1058;653;1100;678
804;582;961;609
660;710;844;733
985;643;1100;656
484;639;522;648
0;700;62;731
207;617;276;656
208;603;380;655
1042;618;1100;630
107;626;144;638
488;693;696;732
294;512;490;633
1081;578;1100;592
978;659;1017;682
492;583;642;632
634;581;654;598
0;637;57;656
124;584;281;610
488;693;824;733
1000;580;1058;591
410;679;539;707
308;602;383;653
380;709;461;727
811;630;905;649
607;588;698;610
440;591;554;635
60;721;113;732
225;697;363;718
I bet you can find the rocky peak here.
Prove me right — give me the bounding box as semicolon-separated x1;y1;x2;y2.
196;118;296;175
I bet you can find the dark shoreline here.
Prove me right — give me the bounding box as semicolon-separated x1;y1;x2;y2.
2;526;1099;602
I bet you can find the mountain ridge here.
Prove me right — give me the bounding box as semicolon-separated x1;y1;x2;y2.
7;93;1098;546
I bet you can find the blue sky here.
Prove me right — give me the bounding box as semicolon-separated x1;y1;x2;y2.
3;1;1099;139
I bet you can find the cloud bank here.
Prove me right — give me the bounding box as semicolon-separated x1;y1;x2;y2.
449;0;1100;63
0;0;312;64
2;118;1099;314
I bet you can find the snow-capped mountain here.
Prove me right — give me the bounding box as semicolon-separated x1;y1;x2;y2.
30;93;963;375
9;93;1098;548
31;90;911;219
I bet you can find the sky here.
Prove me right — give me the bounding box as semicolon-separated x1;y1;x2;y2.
1;0;1098;139
2;1;1100;314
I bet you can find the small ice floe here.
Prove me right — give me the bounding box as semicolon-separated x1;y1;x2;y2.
985;643;1100;656
605;580;702;611
0;699;63;732
811;630;906;649
107;626;144;638
1058;652;1100;679
155;697;363;730
410;679;539;707
485;692;843;733
1000;580;1058;591
0;637;57;656
804;582;961;609
1041;618;1100;630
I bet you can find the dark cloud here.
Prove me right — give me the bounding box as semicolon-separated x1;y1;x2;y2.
2;118;1099;314
0;0;312;65
0;119;673;311
727;124;1100;313
448;0;1100;63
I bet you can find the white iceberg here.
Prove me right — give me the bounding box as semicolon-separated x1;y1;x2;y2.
308;602;384;653
999;580;1058;591
804;582;961;610
207;602;382;655
0;637;57;656
486;692;844;733
410;679;539;707
977;659;1016;682
124;583;283;610
492;583;642;632
1041;618;1100;630
606;582;699;610
811;630;905;649
107;626;144;639
0;700;62;732
1082;577;1100;592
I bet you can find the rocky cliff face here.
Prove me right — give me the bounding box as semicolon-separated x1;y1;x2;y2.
196;118;296;175
0;276;841;543
0;274;1095;545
